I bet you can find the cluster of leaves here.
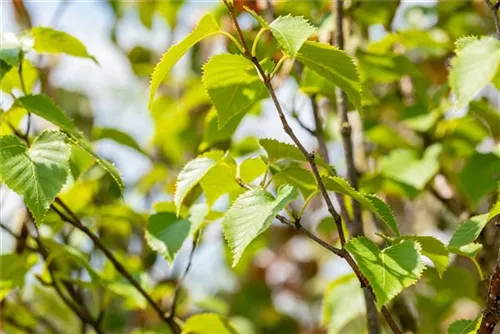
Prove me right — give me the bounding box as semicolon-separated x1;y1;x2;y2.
1;1;500;333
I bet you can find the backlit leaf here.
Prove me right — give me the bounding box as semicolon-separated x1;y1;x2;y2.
222;184;297;267
269;15;316;56
149;13;219;108
0;131;70;223
345;237;425;308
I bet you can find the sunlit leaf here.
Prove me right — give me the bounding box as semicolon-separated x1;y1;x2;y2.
345;237;425;308
0;131;70;223
202;54;267;129
296;41;362;112
146;212;190;264
182;313;237;334
269;15;316;56
149;13;219;108
323;176;399;236
222;184;297;267
449;36;500;109
32;27;97;63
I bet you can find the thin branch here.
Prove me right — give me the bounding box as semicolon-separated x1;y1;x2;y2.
485;0;500;39
479;247;500;333
479;4;500;332
168;235;199;320
51;199;181;334
333;1;381;333
310;95;329;162
221;3;401;332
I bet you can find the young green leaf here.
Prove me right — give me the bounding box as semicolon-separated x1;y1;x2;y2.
259;138;334;174
296;41;363;112
18;94;76;133
345;237;425;309
182;313;238;334
18;94;124;193
380;144;442;191
92;127;146;156
397;236;449;277
238;156;267;184
0;59;12;81
447;318;480;334
222;184;297;267
449;36;500;110
200;156;243;206
448;214;488;249
323;176;399;236
149;13;219;108
0;131;70;224
269;15;316;56
32;27;97;63
145;212;190;264
174;151;225;214
202;54;267;129
0;253;38;300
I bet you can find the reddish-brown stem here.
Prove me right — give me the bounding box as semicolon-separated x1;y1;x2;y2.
222;2;401;333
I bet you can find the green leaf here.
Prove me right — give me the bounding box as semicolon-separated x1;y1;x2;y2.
296;41;362;112
174;151;225;214
200;107;245;150
1;59;38;94
450;36;500;109
269;15;316;56
222;184;297;267
0;59;12;81
18;94;76;133
17;94;124;193
454;35;478;53
0;253;38;300
323;176;399;236
458;153;500;208
182;313;237;334
380;144;442;191
202;54;267;129
0;105;26;136
149;13;219;108
322;274;365;333
397;236;449;277
200;156;243;206
447;318;480;334
32;27;97;63
469;100;500;139
345;237;425;309
448;214;488;249
273;165;317;199
0;131;70;223
238;157;267;184
146;212;191;264
259;138;334;173
92;127;145;156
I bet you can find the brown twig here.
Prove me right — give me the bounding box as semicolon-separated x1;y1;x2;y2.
222;1;401;332
51;199;181;334
168;234;199;320
485;0;500;39
333;1;381;332
478;4;500;332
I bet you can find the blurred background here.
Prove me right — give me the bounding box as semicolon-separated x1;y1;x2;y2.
1;1;500;333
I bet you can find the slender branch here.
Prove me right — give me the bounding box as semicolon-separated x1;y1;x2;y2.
51;199;181;334
485;0;500;39
479;247;500;333
479;5;500;332
310;95;329;162
333;2;381;333
168;235;199;320
31;224;102;334
222;2;401;332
